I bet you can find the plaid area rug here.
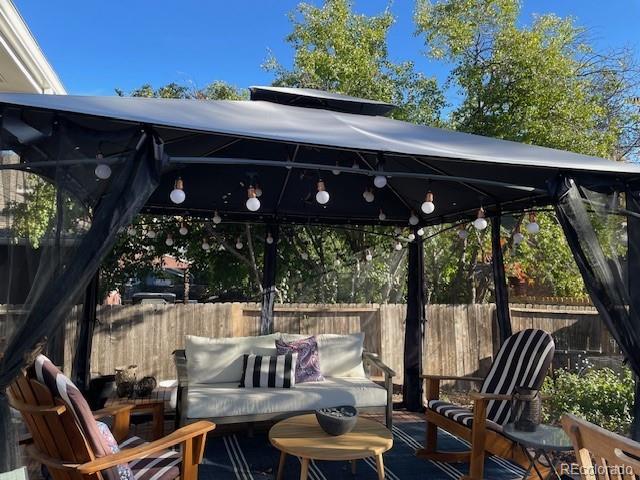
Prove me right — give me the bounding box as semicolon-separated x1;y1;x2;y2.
199;421;526;479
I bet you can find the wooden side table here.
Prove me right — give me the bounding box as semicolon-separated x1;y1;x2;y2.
269;414;393;480
105;386;174;440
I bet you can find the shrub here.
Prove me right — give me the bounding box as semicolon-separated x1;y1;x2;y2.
541;364;634;434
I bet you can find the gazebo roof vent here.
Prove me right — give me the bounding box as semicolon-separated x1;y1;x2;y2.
248;86;396;116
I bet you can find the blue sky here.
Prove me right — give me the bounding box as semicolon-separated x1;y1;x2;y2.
15;0;640;103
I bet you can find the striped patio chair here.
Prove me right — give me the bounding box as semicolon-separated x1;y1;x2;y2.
418;328;555;480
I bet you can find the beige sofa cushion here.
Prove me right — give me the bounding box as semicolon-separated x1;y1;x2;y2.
186;333;281;384
186;377;386;419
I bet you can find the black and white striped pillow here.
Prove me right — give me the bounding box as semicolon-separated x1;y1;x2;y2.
240;353;297;388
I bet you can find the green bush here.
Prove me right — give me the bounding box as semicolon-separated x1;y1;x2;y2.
541;365;634;434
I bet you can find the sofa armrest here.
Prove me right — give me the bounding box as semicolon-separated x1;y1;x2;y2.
363;351;396;378
363;351;394;429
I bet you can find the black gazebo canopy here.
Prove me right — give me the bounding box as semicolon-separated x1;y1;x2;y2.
1;87;639;437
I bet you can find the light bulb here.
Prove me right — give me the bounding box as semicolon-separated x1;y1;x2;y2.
246;186;261;211
352;161;360;170
394;227;402;235
236;240;244;250
378;209;387;221
417;228;425;236
363;189;375;203
513;232;525;245
301;252;309;260
526;212;539;234
421;191;435;214
94;163;112;180
213;211;222;224
374;175;387;188
266;233;274;245
316;180;330;204
179;224;188;236
408;233;416;241
127;226;137;237
202;240;210;251
458;227;469;240
335;259;341;266
473;208;487;230
409;212;419;226
332;163;341;175
170;177;186;204
165;235;174;247
146;230;156;239
255;186;263;197
365;250;373;262
394;241;403;251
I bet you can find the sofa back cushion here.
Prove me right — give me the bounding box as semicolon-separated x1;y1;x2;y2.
282;332;366;378
186;333;281;384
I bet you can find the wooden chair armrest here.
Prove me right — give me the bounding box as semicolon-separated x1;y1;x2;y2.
8;396;66;415
93;403;135;420
421;374;484;382
363;351;396;377
469;391;514;402
77;421;216;474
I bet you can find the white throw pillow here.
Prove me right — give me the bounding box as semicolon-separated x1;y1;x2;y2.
317;333;366;378
186;333;281;384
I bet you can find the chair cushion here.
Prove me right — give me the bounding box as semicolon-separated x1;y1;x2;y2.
34;355;122;480
186;333;281;384
427;400;502;432
480;329;555;425
96;421;134;480
239;353;297;388
118;436;181;480
276;336;324;383
186;377;386;419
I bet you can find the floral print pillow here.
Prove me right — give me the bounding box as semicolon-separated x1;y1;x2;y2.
96;421;134;480
276;336;324;383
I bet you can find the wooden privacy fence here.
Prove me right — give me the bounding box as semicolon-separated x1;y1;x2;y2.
50;302;619;383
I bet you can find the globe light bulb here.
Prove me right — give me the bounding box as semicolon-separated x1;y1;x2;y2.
179;224;188;236
246;186;261;211
365;250;373;262
335;259;341;266
374;175;387;188
316;180;330;204
409;212;419;226
201;240;210;251
394;241;403;251
421;191;435;214
94;160;112;181
170;177;186;204
363;189;375;203
165;235;174;247
473;208;487;231
332;163;341;176
236;239;244;250
526;212;540;234
394;227;402;235
213;211;222;224
301;252;309;260
378;209;387;221
146;230;156;239
408;233;416;241
458;227;469;240
417;228;425;237
266;233;274;245
513;232;525;245
127;226;137;237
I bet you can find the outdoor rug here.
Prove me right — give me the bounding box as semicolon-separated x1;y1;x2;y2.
199;421;526;479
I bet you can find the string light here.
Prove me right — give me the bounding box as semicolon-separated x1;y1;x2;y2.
394;227;402;235
201;239;210;251
378;209;387;221
363;188;375;203
246;186;261;211
316;179;330;204
374;175;387;188
179;223;188;236
266;232;274;245
332;162;341;175
526;212;540;234
421;191;435;214
235;238;244;250
146;229;156;239
513;225;524;245
170;177;186;204
301;252;309;260
408;233;416;241
165;235;174;247
458;224;469;239
127;226;137;237
417;228;425;237
352;161;360;170
213;211;222;224
394;240;403;251
473;208;488;230
409;211;419;226
94;152;112;180
365;249;373;262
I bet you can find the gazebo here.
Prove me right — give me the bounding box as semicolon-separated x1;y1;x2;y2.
1;86;639;450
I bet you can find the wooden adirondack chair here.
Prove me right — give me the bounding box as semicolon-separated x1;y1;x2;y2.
417;328;555;480
8;355;215;480
562;414;640;480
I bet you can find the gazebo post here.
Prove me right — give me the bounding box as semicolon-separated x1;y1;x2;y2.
260;223;279;335
491;210;513;344
71;270;99;393
403;228;425;411
626;190;640;440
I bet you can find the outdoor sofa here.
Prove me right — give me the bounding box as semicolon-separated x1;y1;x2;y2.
173;332;395;428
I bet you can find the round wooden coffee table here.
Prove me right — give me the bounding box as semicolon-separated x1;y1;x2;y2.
269;414;393;480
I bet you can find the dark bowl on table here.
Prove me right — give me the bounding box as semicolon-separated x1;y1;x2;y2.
315;406;358;436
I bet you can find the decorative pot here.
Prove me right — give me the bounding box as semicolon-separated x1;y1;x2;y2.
115;365;138;398
315;406;358;436
136;376;157;397
512;388;541;432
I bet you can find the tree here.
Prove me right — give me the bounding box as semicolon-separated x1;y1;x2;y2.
415;0;640;300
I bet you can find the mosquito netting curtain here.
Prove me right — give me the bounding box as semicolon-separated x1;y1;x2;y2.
0;117;162;469
554;177;640;438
